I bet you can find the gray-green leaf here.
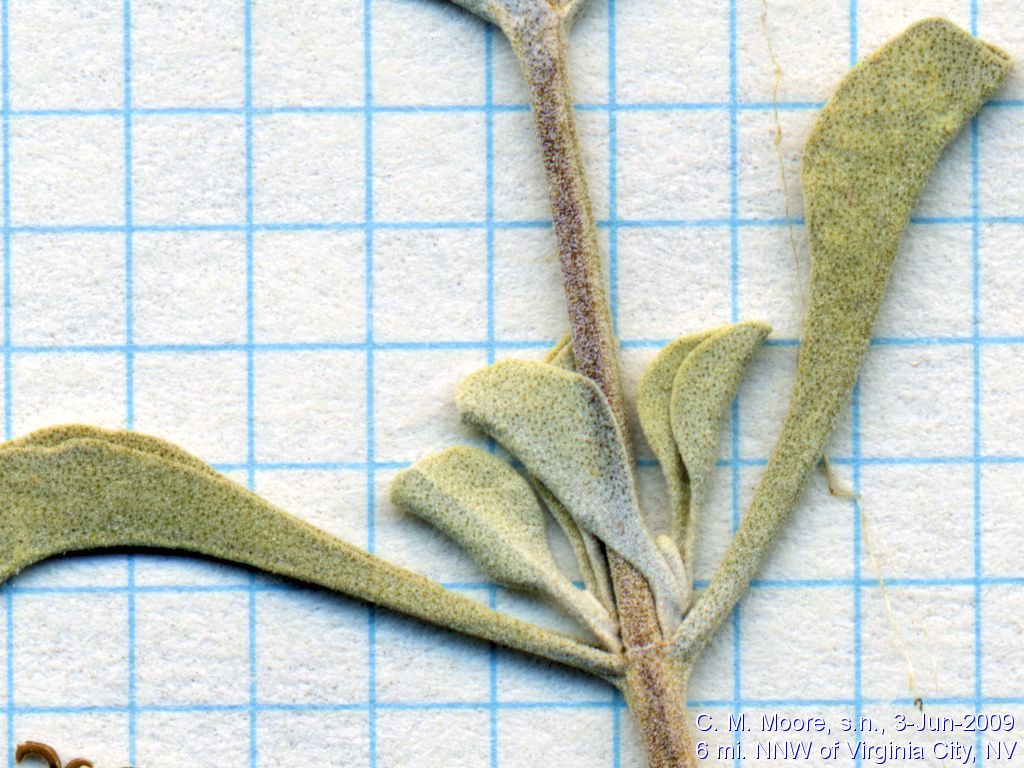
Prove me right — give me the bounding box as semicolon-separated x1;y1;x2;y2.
0;426;624;679
669;322;770;555
391;445;620;650
540;335;614;612
637;322;769;595
637;329;715;552
673;18;1011;659
456;358;685;635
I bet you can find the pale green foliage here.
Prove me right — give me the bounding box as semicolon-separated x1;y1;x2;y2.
392;323;770;648
637;330;714;542
0;425;623;679
539;335;617;612
533;480;617;613
668;322;771;516
457;358;687;634
0;14;1013;768
391;445;620;649
670;18;1011;662
637;321;770;590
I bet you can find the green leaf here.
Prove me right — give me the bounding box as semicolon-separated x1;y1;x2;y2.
392;445;620;650
637;323;769;596
637;330;715;548
540;335;614;613
0;428;624;679
669;322;770;551
534;480;616;614
674;18;1011;657
456;358;685;634
0;423;220;479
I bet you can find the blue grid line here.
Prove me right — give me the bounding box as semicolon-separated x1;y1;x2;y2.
121;1;138;764
7;211;1024;235
851;380;864;767
848;11;864;766
14;691;1024;733
483;20;500;768
4;588;10;768
2;0;9;759
26;96;1023;117
607;0;623;756
125;559;137;765
123;2;135;433
8;692;1024;715
5;332;1024;357
968;5;987;758
5;572;1023;596
607;0;620;342
1;0;9;444
848;0;858;68
727;1;743;765
0;95;1018;122
0;448;1007;475
8;98;1024;116
0;102;811;118
0;700;655;715
971;94;987;768
362;0;378;765
484;23;496;369
243;1;259;766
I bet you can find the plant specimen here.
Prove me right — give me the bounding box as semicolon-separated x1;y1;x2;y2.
0;3;1013;768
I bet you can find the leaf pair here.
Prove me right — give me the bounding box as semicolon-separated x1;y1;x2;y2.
391;322;771;647
391;354;651;650
391;445;620;650
637;321;771;600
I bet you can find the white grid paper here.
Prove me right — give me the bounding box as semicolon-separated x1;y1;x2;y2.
2;0;1024;767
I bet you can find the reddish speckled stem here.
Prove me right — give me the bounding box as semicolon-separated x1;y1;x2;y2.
505;7;695;766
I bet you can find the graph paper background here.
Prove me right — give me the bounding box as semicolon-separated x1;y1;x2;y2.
1;0;1023;766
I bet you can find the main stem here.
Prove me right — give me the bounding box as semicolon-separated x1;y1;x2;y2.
506;8;696;766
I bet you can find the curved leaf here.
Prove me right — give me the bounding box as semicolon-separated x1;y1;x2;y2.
637;330;715;550
675;18;1010;656
540;335;613;611
669;321;770;556
0;429;624;679
391;445;620;650
1;423;219;478
456;359;685;635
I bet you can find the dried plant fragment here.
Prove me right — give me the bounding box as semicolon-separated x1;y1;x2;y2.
15;742;62;768
673;17;1011;659
14;743;96;768
0;429;624;680
457;359;685;634
391;445;620;650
